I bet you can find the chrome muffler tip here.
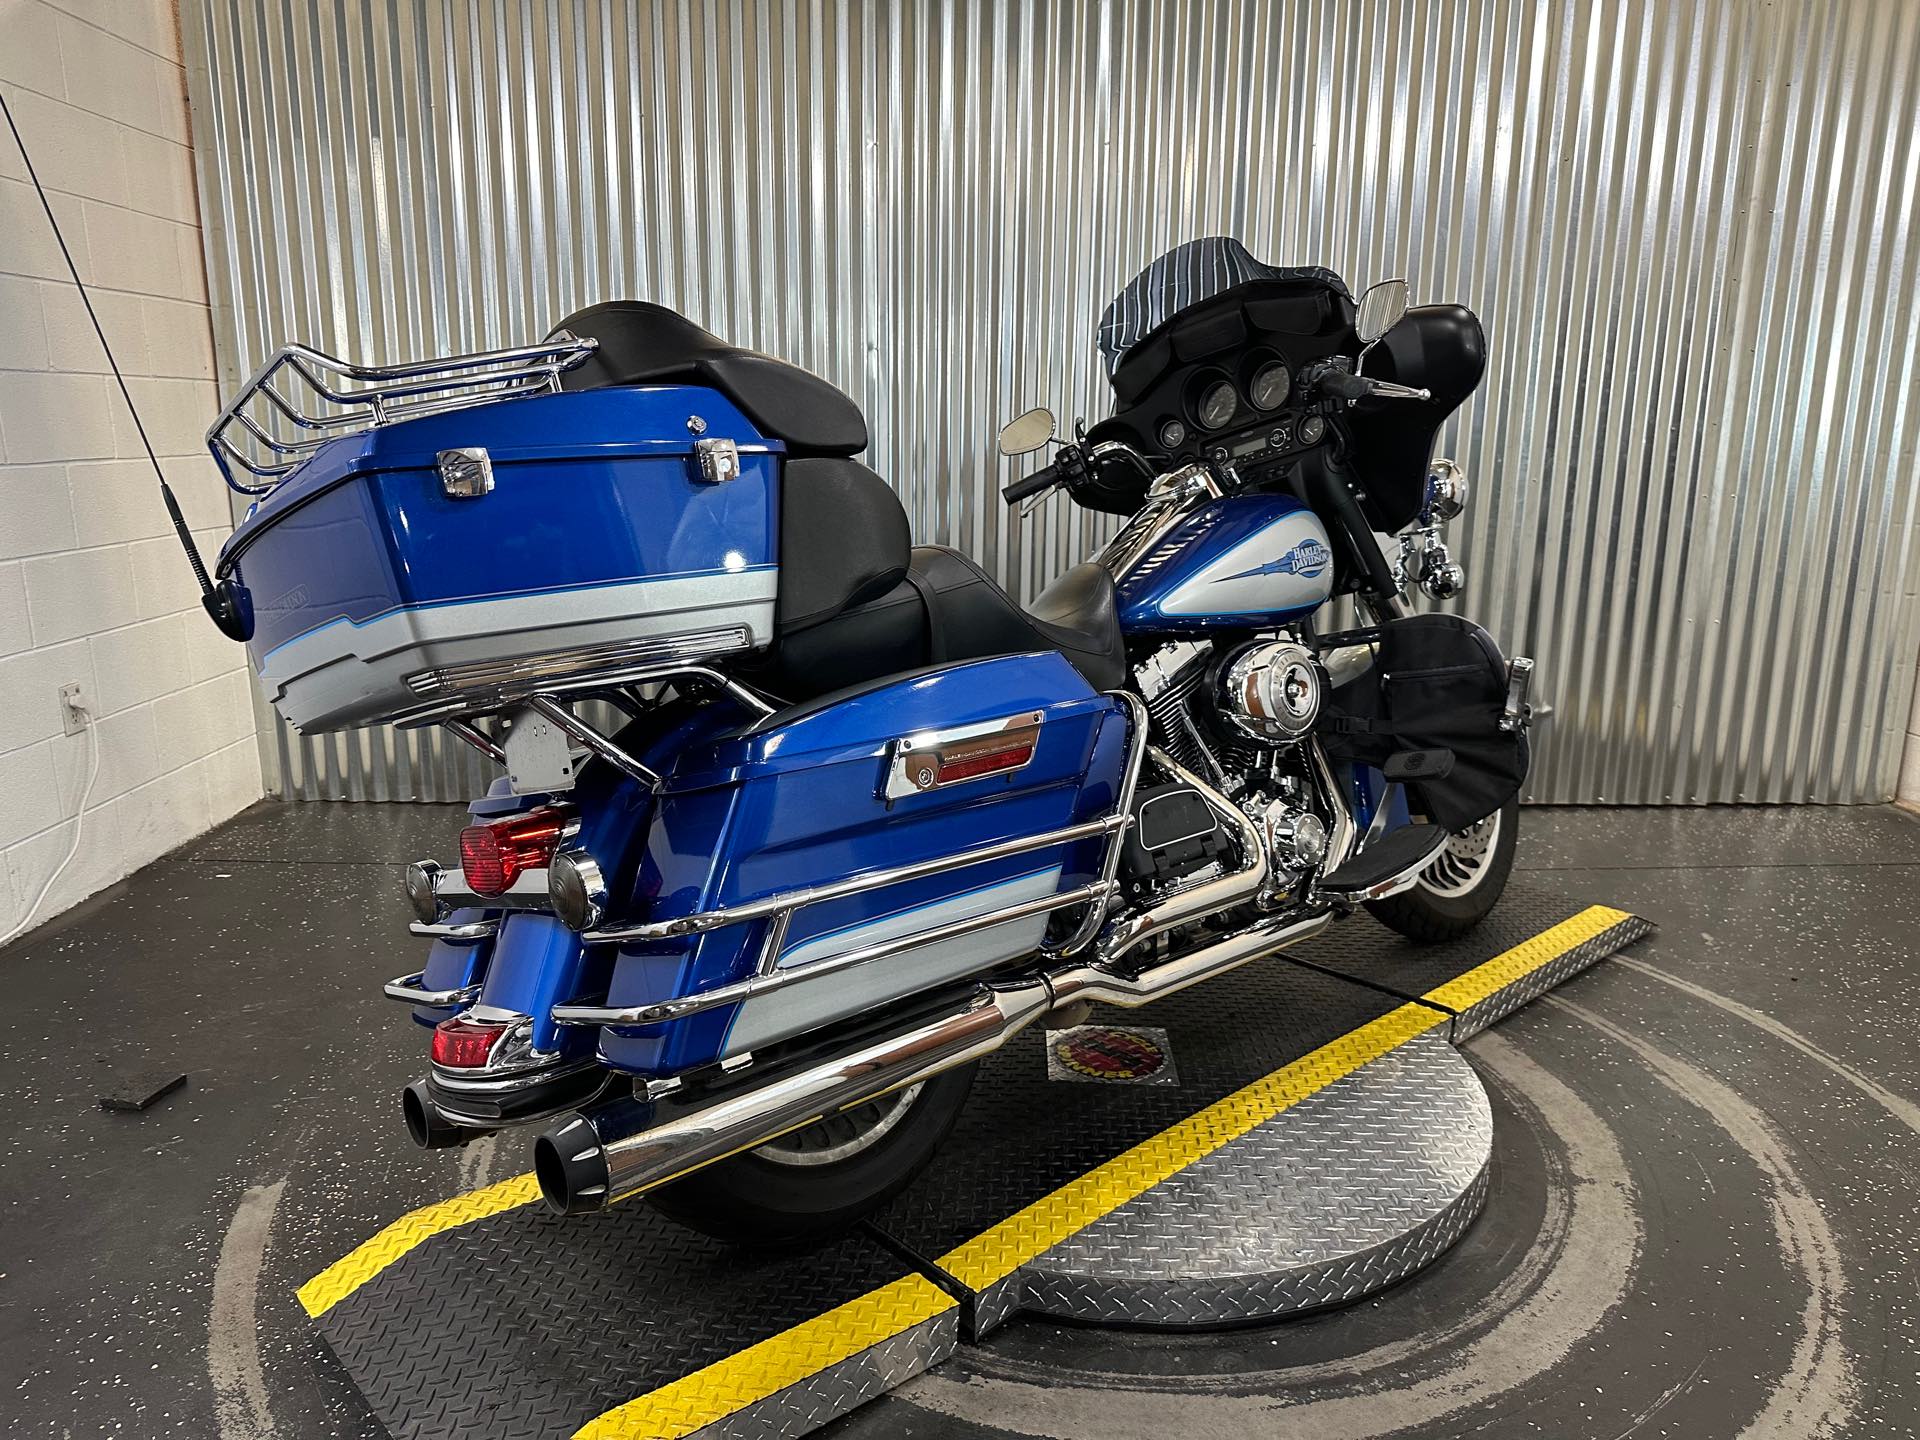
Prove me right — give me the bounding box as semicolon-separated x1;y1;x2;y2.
402;1079;472;1150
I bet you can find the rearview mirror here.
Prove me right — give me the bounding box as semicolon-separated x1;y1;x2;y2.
1356;279;1409;345
997;406;1056;457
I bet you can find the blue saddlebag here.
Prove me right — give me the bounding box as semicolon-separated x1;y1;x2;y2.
595;652;1130;1075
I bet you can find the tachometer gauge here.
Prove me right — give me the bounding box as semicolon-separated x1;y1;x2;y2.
1158;418;1187;450
1249;361;1291;410
1197;380;1238;430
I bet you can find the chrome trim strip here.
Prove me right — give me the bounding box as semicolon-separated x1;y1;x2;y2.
383;972;483;1006
390;660;777;729
408;919;499;942
554;881;1113;1027
405;627;754;701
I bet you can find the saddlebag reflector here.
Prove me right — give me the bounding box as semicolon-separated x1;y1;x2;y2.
883;710;1043;800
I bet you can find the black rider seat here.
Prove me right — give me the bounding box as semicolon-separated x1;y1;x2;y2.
745;458;1127;700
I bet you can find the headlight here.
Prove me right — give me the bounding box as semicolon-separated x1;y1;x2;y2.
548;849;607;931
1197;380;1237;429
1248;361;1291;410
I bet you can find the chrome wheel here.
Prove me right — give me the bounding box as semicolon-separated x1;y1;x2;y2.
1419;809;1504;899
753;1084;925;1167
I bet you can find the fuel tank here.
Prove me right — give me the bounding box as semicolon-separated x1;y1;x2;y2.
1114;493;1334;634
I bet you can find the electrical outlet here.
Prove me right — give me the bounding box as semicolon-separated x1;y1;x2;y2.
59;682;88;735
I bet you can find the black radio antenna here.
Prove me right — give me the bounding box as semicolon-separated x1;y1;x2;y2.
0;88;249;640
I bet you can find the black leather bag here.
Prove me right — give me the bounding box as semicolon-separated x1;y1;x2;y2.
1319;614;1529;832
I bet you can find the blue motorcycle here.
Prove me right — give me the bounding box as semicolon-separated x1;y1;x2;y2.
204;237;1530;1240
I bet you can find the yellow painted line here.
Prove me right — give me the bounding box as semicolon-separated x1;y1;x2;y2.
570;1273;955;1440
297;1171;542;1318
936;1001;1447;1291
1423;904;1633;1014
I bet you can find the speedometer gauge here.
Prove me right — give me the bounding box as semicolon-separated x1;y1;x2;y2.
1197;380;1238;430
1249;361;1291;410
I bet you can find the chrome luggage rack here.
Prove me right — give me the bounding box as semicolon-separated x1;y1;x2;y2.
207;332;599;495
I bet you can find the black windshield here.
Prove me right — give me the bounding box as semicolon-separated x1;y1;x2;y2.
1096;238;1350;378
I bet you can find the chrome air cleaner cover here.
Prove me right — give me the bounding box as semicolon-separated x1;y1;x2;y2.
1221;640;1322;742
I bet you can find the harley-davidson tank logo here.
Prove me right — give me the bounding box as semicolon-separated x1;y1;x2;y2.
1046;1025;1179;1085
1216;537;1333;584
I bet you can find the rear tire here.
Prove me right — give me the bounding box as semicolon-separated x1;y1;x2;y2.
1365;798;1519;943
645;1064;977;1244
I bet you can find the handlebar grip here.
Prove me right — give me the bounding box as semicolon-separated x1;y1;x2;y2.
1003;465;1058;504
1316;369;1373;400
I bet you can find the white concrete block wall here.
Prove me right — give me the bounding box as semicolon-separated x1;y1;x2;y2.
0;0;262;934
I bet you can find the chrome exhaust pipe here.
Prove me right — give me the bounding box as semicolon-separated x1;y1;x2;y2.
1096;748;1268;968
532;909;1330;1215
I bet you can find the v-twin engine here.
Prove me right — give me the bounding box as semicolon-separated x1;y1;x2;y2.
1134;639;1341;902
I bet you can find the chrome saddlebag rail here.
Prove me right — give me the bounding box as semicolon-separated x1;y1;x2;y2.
551;694;1152;1029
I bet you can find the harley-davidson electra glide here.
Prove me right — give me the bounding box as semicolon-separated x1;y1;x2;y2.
203;237;1530;1240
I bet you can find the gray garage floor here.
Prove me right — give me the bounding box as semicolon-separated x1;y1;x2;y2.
1;801;1915;1438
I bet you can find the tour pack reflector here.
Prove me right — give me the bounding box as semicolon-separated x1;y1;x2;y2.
459;805;573;896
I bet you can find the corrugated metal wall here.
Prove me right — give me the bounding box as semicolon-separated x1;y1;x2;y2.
181;0;1920;804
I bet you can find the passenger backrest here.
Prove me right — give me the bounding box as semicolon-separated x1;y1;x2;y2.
550;301;869;457
776;458;911;634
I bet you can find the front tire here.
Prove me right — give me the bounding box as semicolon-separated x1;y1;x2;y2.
1365;798;1519;942
646;1064;977;1244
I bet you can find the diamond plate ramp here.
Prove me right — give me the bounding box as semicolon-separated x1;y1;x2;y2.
1014;1030;1491;1327
1280;878;1655;1039
309;1196;953;1440
302;889;1651;1436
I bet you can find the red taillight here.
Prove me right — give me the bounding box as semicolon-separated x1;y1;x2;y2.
459;805;573;896
431;1016;507;1068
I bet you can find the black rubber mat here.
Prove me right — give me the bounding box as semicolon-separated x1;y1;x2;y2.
315;1203;917;1439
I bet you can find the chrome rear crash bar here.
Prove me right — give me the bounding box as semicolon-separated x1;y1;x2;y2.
384;972;483;1006
553;693;1151;1029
